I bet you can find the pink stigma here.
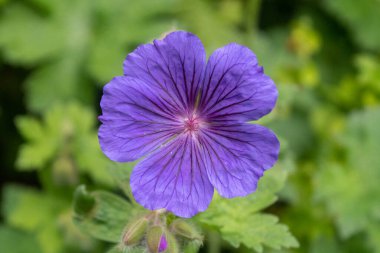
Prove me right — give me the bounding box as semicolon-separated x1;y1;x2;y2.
182;112;205;134
184;117;200;132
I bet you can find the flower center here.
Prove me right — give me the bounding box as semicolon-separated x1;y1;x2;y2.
184;117;199;132
183;114;202;133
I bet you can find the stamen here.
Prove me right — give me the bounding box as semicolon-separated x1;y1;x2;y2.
183;113;203;134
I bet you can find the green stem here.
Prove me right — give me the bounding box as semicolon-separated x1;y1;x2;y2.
243;0;262;38
207;230;221;253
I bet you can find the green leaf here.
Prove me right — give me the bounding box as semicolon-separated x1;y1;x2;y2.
107;162;136;201
221;213;297;252
177;0;243;52
16;102;114;186
35;222;64;253
107;246;121;253
74;134;115;187
183;242;201;253
0;3;65;64
107;245;145;253
73;185;96;216
0;225;42;253
16;142;56;170
355;55;380;93
1;185;98;252
197;163;298;252
2;184;66;231
15;115;56;170
323;0;380;51
316;164;369;238
309;236;341;253
0;0;177;111
315;108;380;244
88;0;177;83
1;184;68;253
25;57;93;112
15;117;44;141
73;185;139;243
367;222;380;253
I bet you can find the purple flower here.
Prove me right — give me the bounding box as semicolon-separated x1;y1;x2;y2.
99;31;279;218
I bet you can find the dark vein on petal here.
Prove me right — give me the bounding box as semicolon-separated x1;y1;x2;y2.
153;43;187;110
127;85;177;119
179;50;190;106
202;62;246;110
128;53;183;111
190;53;197;106
194;140;208;203
206;128;267;159
206;95;254;118
202;66;251;113
138;140;180;187
197;134;228;188
199;62;218;110
116;86;175;121
203;131;262;178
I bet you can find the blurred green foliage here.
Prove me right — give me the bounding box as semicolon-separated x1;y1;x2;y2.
197;158;299;252
15;103;113;186
1;0;380;252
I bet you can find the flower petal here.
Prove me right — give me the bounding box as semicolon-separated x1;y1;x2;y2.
200;123;279;198
123;31;206;112
199;43;277;122
130;135;214;218
99;76;181;162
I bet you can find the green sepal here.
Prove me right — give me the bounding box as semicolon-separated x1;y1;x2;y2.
122;217;148;246
72;185;95;217
170;219;202;242
146;226;165;253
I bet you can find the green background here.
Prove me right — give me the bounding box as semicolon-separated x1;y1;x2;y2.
1;0;380;252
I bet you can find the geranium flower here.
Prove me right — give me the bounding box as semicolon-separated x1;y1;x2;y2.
99;31;279;218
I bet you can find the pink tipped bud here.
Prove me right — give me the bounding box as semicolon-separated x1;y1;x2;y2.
147;226;165;253
158;234;167;252
147;226;179;253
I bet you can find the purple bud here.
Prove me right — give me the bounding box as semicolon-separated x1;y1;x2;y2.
147;226;178;253
158;235;167;252
147;226;166;253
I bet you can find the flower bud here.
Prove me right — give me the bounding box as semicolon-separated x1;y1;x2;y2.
166;232;179;253
53;156;78;185
170;219;203;243
122;217;148;246
158;234;167;252
73;185;95;217
147;226;168;253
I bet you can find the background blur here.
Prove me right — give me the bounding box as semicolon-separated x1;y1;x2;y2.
1;0;380;252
